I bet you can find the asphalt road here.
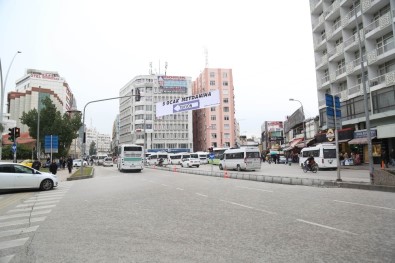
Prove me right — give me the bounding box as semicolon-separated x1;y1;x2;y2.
0;165;394;262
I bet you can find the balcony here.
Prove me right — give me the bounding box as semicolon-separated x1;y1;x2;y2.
364;12;392;37
326;0;340;20
312;12;327;31
342;5;361;28
361;0;381;13
335;66;346;77
367;41;395;65
368;71;395;89
343;30;364;51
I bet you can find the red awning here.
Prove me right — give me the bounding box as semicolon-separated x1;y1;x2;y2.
348;137;376;145
290;138;303;148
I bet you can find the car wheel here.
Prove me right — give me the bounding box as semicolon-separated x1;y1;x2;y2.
187;163;190;168
196;165;199;168
40;179;53;191
181;163;183;167
219;164;223;170
237;165;241;172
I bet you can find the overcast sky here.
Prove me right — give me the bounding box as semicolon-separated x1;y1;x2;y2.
0;0;318;137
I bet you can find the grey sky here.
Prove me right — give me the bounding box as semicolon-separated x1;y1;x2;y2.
0;0;318;137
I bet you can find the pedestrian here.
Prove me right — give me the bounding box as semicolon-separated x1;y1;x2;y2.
339;152;344;165
67;156;73;174
381;150;389;168
49;159;58;175
62;157;66;169
390;148;395;167
32;158;41;170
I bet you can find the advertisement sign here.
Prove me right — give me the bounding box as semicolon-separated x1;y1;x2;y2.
158;76;188;93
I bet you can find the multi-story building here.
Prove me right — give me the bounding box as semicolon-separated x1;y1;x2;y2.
261;121;284;154
310;0;395;163
119;75;193;153
96;133;111;154
192;68;236;151
8;69;76;132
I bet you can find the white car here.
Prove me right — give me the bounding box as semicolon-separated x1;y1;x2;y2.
103;157;113;167
73;159;88;167
0;163;58;191
180;157;200;168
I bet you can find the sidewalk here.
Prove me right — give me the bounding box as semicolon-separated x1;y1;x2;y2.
55;167;74;182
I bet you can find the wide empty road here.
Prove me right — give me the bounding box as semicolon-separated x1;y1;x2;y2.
0;166;394;262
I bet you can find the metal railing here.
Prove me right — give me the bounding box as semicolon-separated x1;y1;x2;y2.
377;40;395;56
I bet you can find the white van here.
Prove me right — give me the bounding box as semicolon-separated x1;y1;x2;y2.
169;153;190;165
190;152;209;164
299;143;337;169
219;147;261;171
148;152;171;166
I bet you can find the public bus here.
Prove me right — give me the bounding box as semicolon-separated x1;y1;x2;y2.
190;152;209;164
208;147;229;165
219;147;261;171
117;144;144;172
147;152;171;166
299;143;337;169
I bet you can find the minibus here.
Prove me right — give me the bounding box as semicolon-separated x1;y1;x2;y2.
219;147;261;171
299;143;337;169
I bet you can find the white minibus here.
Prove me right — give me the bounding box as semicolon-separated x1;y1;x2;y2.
190;152;209;164
299;143;337;169
117;144;144;172
219;147;261;171
148;152;171;166
169;153;190;165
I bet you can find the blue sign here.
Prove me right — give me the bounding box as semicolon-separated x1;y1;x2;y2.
44;135;59;153
11;143;16;153
326;107;342;118
209;153;215;160
173;100;200;113
325;94;341;109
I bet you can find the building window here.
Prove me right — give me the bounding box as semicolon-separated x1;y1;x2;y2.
211;115;216;121
210;80;215;86
211;107;216;111
210;72;215;78
223;72;227;78
223;81;228;86
224;133;230;139
224;116;229;121
224;124;230;129
211;124;216;130
223;89;229;95
223;98;229;103
211;133;217;139
223;107;229;112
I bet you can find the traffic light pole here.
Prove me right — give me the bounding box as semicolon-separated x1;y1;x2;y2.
13;128;16;163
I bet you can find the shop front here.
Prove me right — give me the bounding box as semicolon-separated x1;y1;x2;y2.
348;129;381;164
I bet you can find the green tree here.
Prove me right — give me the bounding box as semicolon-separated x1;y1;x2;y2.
20;97;82;158
89;141;97;156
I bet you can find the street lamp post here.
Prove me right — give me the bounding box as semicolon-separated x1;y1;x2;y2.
0;51;22;160
289;98;306;147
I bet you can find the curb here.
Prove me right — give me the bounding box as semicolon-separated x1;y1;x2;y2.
67;167;95;181
146;166;395;192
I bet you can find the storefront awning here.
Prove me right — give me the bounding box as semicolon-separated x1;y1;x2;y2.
337;139;350;143
348;137;376;145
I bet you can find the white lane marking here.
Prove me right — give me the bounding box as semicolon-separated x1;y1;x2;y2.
334;200;395;211
195;193;208;197
161;184;169;187
0;217;46;228
219;200;276;215
0;225;39;238
36;193;66;198
0;210;51;220
296;219;358;235
0;255;14;263
10;205;56;213
176;188;184;191
236;186;273;193
24;197;62;203
16;200;59;207
0;237;29;250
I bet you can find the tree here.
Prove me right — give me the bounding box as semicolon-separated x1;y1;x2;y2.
89;141;97;156
20;97;82;158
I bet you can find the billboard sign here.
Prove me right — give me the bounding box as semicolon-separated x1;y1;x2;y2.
156;90;220;117
158;76;188;93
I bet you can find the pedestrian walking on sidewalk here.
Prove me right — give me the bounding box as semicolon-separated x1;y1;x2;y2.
67;156;73;174
390;148;395;167
49;160;58;175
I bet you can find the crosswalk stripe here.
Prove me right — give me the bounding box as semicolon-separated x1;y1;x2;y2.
7;205;56;213
0;225;39;238
0;255;14;263
37;191;68;196
24;197;62;203
0;210;51;221
0;237;29;250
16;200;59;207
0;217;46;228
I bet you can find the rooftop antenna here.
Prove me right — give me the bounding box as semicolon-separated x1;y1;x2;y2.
204;46;209;68
159;59;161;75
165;61;168;76
149;62;152;75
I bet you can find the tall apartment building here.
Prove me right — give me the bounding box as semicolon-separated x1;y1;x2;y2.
119;75;193;152
8;69;76;132
192;68;236;151
310;0;395;161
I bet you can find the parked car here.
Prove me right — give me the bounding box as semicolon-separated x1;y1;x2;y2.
103;157;113;167
278;156;287;164
73;159;88;167
180;157;200;168
0;163;58;191
20;159;33;168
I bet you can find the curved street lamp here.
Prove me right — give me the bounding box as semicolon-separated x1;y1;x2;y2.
289;98;306;147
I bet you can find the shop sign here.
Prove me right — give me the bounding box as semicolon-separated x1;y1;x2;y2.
326;129;335;141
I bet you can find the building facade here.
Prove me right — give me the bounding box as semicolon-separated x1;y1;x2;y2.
119;75;193;153
8;69;76;133
192;68;236;152
310;0;395;163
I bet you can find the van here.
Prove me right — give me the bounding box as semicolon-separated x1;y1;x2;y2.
219;147;261;171
148;152;171;166
190;152;209;164
169;152;191;165
299;143;337;169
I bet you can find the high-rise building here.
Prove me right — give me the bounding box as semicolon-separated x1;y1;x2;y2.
7;69;76;132
310;0;395;161
118;75;193;153
192;68;236;151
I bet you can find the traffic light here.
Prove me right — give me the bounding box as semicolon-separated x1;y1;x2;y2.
209;147;213;152
135;88;141;102
15;127;20;138
8;128;14;142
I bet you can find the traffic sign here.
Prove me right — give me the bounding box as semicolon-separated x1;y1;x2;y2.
44;135;59;153
11;144;16;153
156;90;220;117
209;153;215;160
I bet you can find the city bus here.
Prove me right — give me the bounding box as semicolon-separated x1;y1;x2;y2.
117;144;144;172
208;147;229;165
299;143;337;169
219;147;261;171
